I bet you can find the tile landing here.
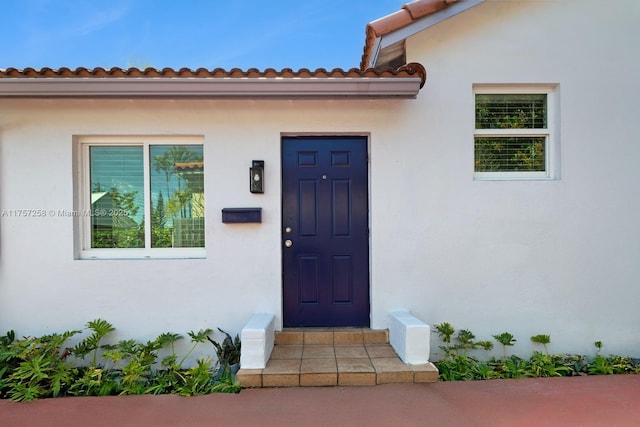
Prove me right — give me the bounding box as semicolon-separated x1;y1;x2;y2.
237;328;438;387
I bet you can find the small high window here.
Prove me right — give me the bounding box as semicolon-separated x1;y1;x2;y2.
474;86;557;180
78;136;205;259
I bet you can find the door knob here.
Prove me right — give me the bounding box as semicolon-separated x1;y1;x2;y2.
284;239;293;248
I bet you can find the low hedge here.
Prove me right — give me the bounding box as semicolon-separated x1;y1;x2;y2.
433;322;639;381
0;319;241;402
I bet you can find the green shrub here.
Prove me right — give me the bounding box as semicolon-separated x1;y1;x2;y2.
0;321;242;401
0;330;17;399
434;323;639;382
2;330;80;401
207;328;241;369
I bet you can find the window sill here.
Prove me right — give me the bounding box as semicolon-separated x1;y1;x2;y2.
474;172;554;181
78;248;206;260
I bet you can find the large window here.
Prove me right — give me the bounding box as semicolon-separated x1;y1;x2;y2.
474;86;556;180
79;136;205;259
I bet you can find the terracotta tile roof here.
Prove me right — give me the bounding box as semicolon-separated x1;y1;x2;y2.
1;3;443;99
0;64;426;99
361;0;459;69
0;65;425;86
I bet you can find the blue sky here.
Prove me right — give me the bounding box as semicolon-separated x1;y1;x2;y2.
1;1;403;71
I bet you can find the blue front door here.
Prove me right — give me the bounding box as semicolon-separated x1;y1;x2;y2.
282;136;370;327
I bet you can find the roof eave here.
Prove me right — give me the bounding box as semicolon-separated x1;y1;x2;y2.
364;0;485;69
0;77;423;100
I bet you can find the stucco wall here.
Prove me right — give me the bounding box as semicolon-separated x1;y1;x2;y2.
0;0;638;361
370;0;640;357
0;98;414;360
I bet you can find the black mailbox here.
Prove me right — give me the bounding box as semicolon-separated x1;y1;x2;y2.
222;208;262;223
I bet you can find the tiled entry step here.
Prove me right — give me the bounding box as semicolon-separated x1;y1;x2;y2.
237;328;438;387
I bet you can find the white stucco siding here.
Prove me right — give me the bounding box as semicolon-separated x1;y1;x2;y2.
0;101;275;354
369;0;640;357
0;0;638;361
0;98;413;358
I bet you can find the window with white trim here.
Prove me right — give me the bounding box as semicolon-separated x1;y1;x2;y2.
474;85;556;180
78;136;205;259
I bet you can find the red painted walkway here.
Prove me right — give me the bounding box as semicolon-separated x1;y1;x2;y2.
2;375;639;426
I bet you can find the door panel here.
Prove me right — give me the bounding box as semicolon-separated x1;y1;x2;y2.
282;136;369;327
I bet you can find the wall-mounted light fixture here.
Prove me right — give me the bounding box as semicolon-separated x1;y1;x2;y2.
250;160;264;193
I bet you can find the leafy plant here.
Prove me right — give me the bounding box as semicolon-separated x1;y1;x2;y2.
3;330;80;401
437;355;478;381
525;352;572;378
0;330;17;398
475;340;494;351
72;319;115;367
456;330;476;348
140;332;184;394
0;321;246;400
210;364;241;394
530;334;551;355
433;323;640;382
493;332;517;359
494;355;528;379
147;329;214;395
183;329;214;367
207;328;241;368
435;322;457;360
588;355;613;375
472;361;498;380
585;341;637;375
66;319;118;396
594;341;603;355
434;323;497;380
68;366;119;397
435;323;494;361
435;322;455;344
100;338;162;395
607;355;637;374
157;332;184;369
454;329;493;355
174;357;216;396
558;354;588;376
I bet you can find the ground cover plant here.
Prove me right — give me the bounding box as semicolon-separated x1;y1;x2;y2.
433;322;639;381
0;319;241;402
